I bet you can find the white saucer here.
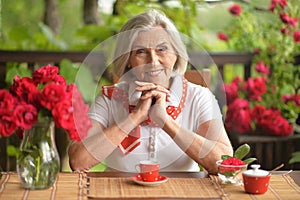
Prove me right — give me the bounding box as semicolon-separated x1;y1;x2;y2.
132;174;168;186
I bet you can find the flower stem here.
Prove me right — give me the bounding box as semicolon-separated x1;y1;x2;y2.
35;156;40;185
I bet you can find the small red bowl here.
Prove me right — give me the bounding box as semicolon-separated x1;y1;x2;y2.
242;164;270;194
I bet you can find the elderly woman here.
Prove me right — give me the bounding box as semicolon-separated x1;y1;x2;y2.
68;9;233;174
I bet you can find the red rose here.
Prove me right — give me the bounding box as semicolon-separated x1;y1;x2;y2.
224;77;246;105
224;83;238;105
246;77;267;101
0;113;18;137
254;61;270;75
272;115;293;136
280;13;299;27
251;104;267;122
67;129;81;142
14;103;38;130
255;109;293;136
280;27;290;35
67;117;91;142
270;0;287;11
217;32;229;41
32;64;59;84
52;99;74;130
292;94;300;107
0;90;16;115
10;76;40;105
53;75;67;85
66;85;92;141
289;18;299;28
41;83;67;110
232;77;246;89
283;93;300;106
229;4;242;16
280;13;291;24
225;99;252;134
52;96;91;141
253;48;261;54
293;30;300;43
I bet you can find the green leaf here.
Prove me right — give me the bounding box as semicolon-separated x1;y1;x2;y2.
222;171;235;177
59;59;79;83
6;145;19;157
291;151;300;157
243;158;257;165
289;151;300;164
289;156;300;164
234;143;250;160
75;64;98;103
5;64;32;86
221;155;231;160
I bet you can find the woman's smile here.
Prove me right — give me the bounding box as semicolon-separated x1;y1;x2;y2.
145;69;165;77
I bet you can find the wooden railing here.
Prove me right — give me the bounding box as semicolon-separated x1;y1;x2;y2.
0;50;299;171
0;50;254;87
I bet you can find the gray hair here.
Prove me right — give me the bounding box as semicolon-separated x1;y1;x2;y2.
110;9;188;79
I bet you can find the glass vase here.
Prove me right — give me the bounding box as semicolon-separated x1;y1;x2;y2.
16;120;60;190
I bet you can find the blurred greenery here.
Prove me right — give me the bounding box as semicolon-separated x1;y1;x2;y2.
0;0;282;85
0;0;233;51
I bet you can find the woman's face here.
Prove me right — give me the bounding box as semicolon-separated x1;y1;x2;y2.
128;26;178;88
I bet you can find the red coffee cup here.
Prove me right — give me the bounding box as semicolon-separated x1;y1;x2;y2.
242;164;271;194
135;160;160;182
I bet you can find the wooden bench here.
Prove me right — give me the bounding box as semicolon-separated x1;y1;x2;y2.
0;50;299;171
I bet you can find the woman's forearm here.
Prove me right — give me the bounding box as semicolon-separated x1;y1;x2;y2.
162;117;233;174
68;114;142;171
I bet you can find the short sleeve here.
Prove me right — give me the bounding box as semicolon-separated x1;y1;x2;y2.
88;94;110;128
192;87;223;126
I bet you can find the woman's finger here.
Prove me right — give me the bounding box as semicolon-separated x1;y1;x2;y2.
135;81;170;96
135;81;157;91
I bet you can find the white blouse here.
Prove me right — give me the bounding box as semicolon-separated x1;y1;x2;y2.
88;75;222;172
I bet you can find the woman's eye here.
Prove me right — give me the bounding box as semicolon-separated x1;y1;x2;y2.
158;46;167;52
136;49;146;54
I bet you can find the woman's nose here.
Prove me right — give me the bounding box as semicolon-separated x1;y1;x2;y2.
148;50;160;65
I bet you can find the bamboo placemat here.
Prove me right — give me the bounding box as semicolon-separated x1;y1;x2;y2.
87;176;220;199
0;172;87;200
210;173;300;200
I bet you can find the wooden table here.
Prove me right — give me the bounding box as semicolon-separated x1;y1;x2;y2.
1;171;300;199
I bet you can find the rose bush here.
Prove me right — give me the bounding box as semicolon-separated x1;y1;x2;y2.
224;64;296;136
0;64;92;141
219;0;300;136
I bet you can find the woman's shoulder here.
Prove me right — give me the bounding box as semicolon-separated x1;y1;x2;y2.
186;81;216;104
187;81;210;93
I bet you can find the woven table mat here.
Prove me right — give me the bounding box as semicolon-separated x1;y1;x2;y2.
87;176;220;199
210;173;300;200
0;172;87;200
